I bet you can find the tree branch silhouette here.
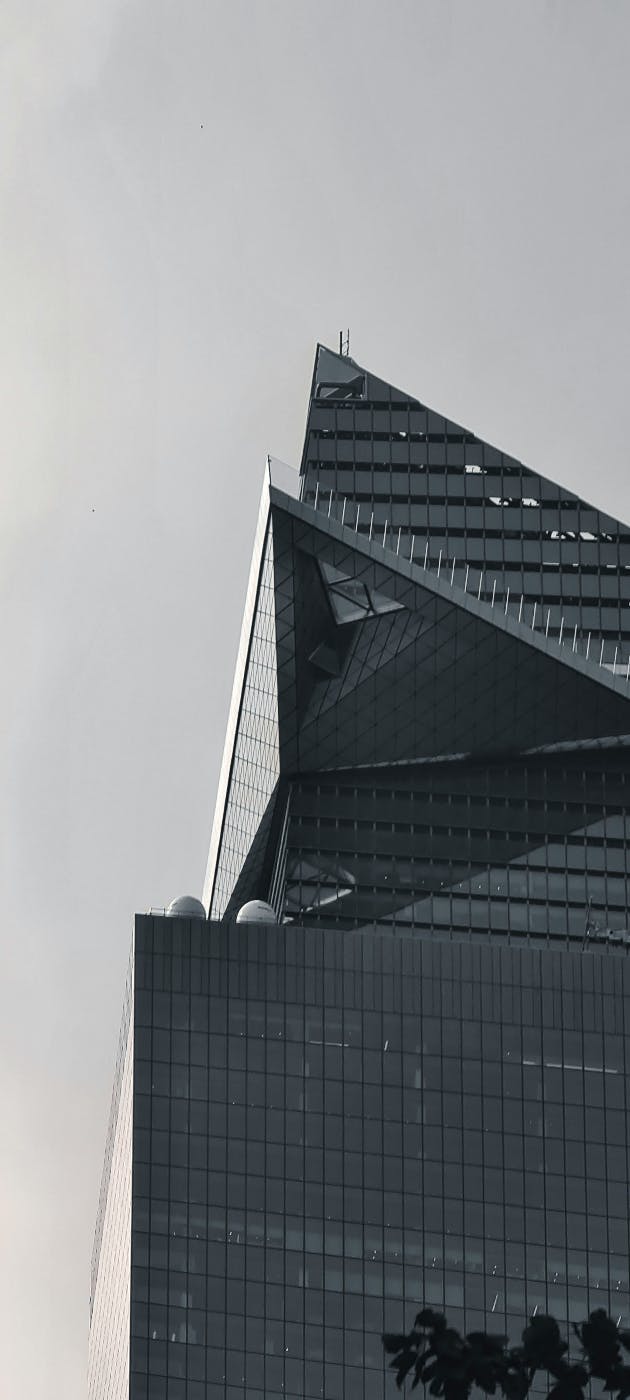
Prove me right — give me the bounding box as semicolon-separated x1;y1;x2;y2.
383;1308;630;1400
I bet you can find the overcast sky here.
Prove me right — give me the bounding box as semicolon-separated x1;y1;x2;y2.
2;2;630;1395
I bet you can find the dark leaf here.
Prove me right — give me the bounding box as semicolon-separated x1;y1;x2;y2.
502;1369;532;1400
390;1352;417;1389
417;1310;448;1332
413;1351;432;1380
466;1333;508;1354
546;1380;586;1400
603;1362;630;1399
577;1311;621;1380
522;1315;567;1371
384;1334;416;1355
434;1328;468;1359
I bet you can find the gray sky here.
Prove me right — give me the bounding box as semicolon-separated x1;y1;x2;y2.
1;2;630;1394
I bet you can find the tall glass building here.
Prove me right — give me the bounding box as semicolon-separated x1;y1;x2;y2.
89;347;630;1400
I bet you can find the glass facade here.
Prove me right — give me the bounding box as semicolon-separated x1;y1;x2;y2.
89;964;134;1400
209;522;280;920
301;347;630;661
126;917;630;1400
91;345;630;1396
282;750;630;937
205;346;630;928
205;483;281;922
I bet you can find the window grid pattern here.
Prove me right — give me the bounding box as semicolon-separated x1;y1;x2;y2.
300;351;630;663
128;917;630;1400
281;750;630;939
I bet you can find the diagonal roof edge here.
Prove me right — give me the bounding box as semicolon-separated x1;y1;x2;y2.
203;471;274;917
269;484;630;703
302;344;630;528
268;484;630;700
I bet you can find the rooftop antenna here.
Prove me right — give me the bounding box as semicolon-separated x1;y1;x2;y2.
339;328;350;357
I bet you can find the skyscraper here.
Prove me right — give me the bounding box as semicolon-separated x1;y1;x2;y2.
89;346;630;1400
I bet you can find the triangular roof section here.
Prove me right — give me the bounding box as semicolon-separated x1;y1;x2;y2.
301;341;626;529
269;487;630;773
298;343;630;680
206;346;630;920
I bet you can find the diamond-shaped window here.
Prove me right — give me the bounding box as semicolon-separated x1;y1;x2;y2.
319;562;404;625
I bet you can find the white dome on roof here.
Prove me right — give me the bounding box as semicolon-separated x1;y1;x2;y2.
166;895;207;920
235;899;277;924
